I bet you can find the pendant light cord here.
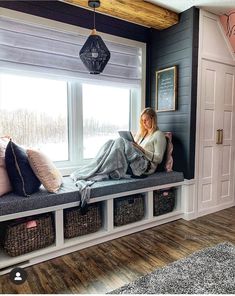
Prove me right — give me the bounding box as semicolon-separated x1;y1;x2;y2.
93;6;96;29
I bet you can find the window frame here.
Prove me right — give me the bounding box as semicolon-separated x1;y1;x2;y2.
0;8;146;175
0;71;142;175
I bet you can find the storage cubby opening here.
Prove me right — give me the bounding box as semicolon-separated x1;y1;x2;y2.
113;193;146;227
0;212;55;257
153;187;177;217
63;201;104;239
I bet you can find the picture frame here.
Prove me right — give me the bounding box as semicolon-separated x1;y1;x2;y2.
156;66;177;112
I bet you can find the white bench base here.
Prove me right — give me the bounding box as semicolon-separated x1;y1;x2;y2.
0;180;195;275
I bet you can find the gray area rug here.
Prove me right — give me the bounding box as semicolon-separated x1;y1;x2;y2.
109;242;235;294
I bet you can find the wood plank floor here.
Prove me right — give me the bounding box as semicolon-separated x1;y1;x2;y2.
0;206;235;294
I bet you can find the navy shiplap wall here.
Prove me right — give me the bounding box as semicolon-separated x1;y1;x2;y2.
148;7;199;179
0;1;199;179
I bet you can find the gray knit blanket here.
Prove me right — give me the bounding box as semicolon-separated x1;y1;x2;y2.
71;137;149;207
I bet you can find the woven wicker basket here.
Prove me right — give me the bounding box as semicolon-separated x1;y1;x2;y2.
4;214;55;257
114;194;145;226
64;203;102;238
153;188;176;216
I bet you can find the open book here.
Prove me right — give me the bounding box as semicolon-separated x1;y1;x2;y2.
118;131;134;142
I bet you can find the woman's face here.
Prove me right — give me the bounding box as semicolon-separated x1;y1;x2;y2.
141;114;152;130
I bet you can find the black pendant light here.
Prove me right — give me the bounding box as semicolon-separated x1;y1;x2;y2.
79;0;111;74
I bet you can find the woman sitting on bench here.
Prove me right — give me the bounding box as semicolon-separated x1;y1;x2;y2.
72;107;166;181
132;107;166;175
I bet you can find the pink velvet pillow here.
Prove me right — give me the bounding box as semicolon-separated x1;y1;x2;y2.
27;149;63;193
164;132;173;172
0;137;12;196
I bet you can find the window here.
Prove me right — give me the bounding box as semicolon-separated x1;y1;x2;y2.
0;73;140;172
0;73;68;161
82;84;130;159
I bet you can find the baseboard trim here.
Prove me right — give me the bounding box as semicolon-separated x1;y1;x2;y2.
197;202;234;218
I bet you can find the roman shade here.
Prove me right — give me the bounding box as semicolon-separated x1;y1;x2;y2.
0;15;143;85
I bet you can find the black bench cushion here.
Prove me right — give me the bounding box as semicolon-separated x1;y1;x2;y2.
0;171;184;217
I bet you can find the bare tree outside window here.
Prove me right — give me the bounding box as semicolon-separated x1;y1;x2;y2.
0;74;68;161
0;74;132;163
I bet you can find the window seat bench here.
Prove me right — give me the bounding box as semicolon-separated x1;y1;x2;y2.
0;171;189;275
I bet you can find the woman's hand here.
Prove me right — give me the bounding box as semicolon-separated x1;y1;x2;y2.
132;142;145;154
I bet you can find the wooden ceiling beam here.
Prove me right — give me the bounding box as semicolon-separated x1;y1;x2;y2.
61;0;179;30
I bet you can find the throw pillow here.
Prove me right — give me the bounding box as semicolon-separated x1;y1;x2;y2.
164;132;173;172
27;149;62;193
5;140;41;196
156;132;173;172
0;137;12;196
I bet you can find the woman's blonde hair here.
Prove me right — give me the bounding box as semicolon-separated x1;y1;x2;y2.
139;107;158;137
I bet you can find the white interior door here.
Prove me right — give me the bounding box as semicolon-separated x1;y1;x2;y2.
198;60;235;212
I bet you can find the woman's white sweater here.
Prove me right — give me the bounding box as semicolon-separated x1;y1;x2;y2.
135;130;166;174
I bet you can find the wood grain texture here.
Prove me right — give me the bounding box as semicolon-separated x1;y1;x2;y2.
0;206;234;293
60;0;179;30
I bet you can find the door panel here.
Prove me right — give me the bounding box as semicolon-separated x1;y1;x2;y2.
223;111;232;141
205;68;216;105
224;72;234;106
204;109;214;141
198;60;218;209
221;145;231;176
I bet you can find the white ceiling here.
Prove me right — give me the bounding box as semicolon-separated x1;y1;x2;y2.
146;0;235;15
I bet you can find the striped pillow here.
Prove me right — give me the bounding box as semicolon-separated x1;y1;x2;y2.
5;140;41;196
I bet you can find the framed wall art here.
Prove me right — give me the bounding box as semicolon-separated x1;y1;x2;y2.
156;66;177;112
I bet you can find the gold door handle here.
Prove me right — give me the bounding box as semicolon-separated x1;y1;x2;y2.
219;129;223;144
216;129;223;144
216;129;221;144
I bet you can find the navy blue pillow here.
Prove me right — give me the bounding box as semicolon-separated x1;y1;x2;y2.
5;140;41;196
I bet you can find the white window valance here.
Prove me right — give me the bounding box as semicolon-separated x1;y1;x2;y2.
0;13;144;86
